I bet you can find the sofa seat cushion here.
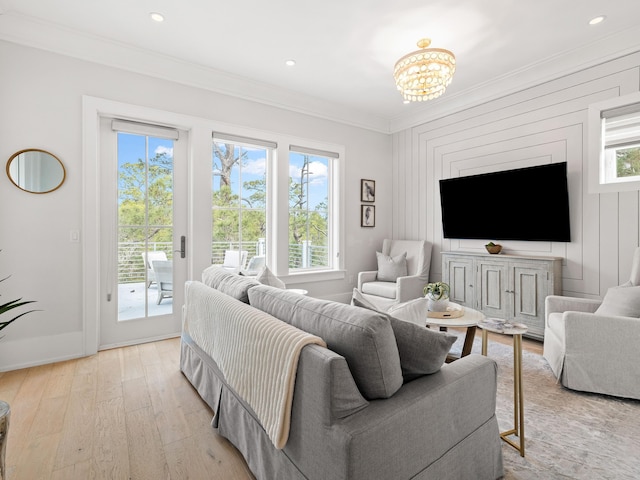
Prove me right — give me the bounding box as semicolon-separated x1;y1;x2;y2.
202;265;260;303
361;281;397;299
352;289;456;381
248;284;403;400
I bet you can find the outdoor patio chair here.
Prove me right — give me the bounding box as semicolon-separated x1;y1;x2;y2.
151;260;173;304
222;250;248;271
244;255;265;275
142;251;168;288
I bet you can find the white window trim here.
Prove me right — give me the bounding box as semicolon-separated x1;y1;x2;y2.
272;135;345;284
588;91;640;194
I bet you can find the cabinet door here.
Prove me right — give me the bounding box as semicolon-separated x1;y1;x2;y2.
510;263;547;336
443;256;474;307
477;260;508;317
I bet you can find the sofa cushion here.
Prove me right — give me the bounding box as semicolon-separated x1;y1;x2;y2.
387;297;428;324
202;265;260;303
248;284;403;399
256;265;286;289
352;289;456;380
594;285;640;318
376;251;407;282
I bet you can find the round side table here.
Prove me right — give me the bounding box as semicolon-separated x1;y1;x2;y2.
479;320;528;457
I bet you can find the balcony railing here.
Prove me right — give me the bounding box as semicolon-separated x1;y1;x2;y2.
118;241;329;283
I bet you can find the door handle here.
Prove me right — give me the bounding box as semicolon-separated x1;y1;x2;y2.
174;235;186;258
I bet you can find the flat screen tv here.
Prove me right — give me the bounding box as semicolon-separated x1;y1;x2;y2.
439;162;571;242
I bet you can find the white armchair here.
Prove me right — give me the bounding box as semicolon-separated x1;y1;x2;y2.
543;247;640;400
356;239;432;311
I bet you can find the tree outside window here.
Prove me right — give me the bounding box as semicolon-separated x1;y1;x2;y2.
212;142;268;267
289;151;330;270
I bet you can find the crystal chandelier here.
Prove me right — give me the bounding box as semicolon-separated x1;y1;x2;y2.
393;38;456;103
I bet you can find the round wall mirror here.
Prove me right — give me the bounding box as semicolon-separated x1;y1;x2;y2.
6;149;66;194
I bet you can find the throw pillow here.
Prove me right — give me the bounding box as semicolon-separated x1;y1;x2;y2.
201;265;260;303
256;265;286;289
250;285;403;400
376;251;408;282
594;285;640;317
352;289;456;380
387;297;429;326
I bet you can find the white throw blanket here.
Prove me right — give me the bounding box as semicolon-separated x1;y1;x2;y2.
185;282;326;449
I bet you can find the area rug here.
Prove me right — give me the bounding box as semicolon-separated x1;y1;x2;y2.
450;334;640;480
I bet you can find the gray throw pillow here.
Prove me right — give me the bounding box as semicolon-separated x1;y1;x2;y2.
352;290;456;380
376;251;408;282
595;285;640;317
249;284;403;400
201;265;260;303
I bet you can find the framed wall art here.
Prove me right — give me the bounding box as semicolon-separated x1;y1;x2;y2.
361;204;375;227
361;179;375;202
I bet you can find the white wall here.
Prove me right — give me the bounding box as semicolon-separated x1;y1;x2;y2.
393;52;640;299
0;41;392;370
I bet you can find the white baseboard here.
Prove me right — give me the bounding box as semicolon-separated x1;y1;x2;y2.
0;331;85;372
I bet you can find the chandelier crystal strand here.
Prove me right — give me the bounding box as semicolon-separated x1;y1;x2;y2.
393;38;456;102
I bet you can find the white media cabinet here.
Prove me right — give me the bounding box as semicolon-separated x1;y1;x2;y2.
441;251;563;339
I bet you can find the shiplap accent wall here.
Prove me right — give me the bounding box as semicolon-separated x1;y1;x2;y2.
392;52;640;299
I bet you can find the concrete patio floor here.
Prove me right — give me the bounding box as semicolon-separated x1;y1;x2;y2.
118;281;172;320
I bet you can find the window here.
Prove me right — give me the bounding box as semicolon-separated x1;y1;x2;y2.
588;92;640;194
211;132;344;280
289;147;333;271
603;109;640;184
212;134;272;271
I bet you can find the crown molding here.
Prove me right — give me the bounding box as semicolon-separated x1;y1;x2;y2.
0;12;391;134
2;12;640;135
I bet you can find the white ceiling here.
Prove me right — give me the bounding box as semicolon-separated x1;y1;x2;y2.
1;0;640;133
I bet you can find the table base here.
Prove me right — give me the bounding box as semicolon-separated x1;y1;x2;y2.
482;330;525;457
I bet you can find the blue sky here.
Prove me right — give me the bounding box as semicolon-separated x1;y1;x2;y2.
116;134;328;209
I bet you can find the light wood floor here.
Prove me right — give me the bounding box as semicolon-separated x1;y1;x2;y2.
0;333;543;480
0;337;254;480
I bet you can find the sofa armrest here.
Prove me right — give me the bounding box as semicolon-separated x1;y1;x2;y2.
357;270;378;289
563;311;640;349
396;274;427;303
333;354;501;480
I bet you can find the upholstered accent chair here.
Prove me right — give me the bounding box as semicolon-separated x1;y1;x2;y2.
356;239;432;311
543;247;640;400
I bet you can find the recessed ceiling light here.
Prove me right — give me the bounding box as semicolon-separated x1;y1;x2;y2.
285;59;296;67
589;15;606;25
150;12;165;22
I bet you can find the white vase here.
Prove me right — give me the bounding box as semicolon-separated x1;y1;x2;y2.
427;297;450;312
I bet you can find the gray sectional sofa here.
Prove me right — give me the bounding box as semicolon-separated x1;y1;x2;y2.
180;266;504;479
